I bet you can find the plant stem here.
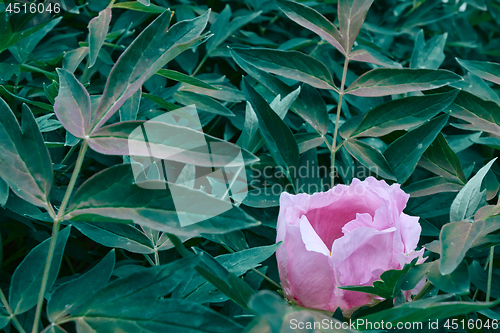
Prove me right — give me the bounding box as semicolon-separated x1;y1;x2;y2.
154;249;160;266
414;281;433;301
192;54;208;76
0;287;26;333
32;141;88;333
330;57;349;188
32;221;61;333
486;246;495;302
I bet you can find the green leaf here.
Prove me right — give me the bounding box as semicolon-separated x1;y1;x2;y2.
242;79;299;184
410;30;447;70
64;164;259;237
47;250;115;322
469;260;500;299
91;10;210;131
231;49;322;133
9;17;61;63
194;249;255;309
0;177;8;207
54;68;91;138
0;101;53;208
0;13;55;54
88;120;258;166
451;90;500;136
119;88;141;122
439;221;485;275
456;58;500;85
450;158;497;222
9;226;71;315
420;133;466;184
0;307;9;331
344;139;396;180
358;295;499;327
338;0;374;53
111;1;167;13
61;256;241;332
70;221;155;254
340;90;458;138
404;177;463;198
183;244;280;303
349;45;402;68
300;85;329;135
339;260;415;299
237;102;260;152
231;48;338;91
173;91;234;117
156;69;218;90
276;0;344;54
62;47;89;73
384;113;449;183
206;5;261;54
345;69;462;97
0;86;53;111
427;260;470;294
88;7;112;68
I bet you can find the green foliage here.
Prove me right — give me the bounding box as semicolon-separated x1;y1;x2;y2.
0;0;499;332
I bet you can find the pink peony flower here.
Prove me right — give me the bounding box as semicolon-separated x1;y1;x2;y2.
276;177;425;313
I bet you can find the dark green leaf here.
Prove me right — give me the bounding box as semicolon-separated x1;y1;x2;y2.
384;113;449;183
0;101;53;208
111;1;167;13
206;5;261;54
276;0;344;54
456;58;500;85
345;69;462;97
469;261;500;299
231;48;338;91
88;7;112;68
340;90;458;138
358;295;499;327
47;250;115;322
70;221;155;254
300;85;329;135
420;133;466;184
427;260;470;294
173;91;234;117
9;226;71;315
344;139;396;180
242;79;299;184
404;177;463;197
64;164;259;237
91;10;210;131
156;69;218;90
339;260;415;299
439;221;484;275
451;90;500;136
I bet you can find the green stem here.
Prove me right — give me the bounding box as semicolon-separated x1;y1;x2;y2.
32;141;88;333
486;246;495;302
0;287;26;333
154;249;160;266
192;54;208;76
330;57;349;188
414;281;433;301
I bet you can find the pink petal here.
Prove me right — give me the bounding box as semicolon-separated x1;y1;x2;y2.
284;220;342;310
